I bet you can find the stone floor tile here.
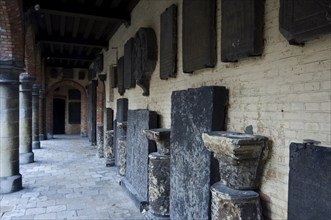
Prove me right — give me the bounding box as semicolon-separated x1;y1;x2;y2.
1;135;143;220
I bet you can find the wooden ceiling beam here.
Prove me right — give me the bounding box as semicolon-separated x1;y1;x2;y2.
38;8;129;23
42;53;95;61
36;36;108;48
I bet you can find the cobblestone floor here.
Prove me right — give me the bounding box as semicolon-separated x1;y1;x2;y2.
0;135;144;220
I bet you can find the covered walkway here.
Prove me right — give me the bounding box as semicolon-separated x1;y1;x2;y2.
0;135;143;220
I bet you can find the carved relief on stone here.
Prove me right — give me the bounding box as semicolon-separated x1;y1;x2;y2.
279;0;331;45
160;4;178;79
221;0;264;62
132;28;157;96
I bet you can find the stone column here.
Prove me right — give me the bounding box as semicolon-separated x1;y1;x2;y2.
104;130;114;166
144;128;171;219
19;73;34;164
202;131;268;220
32;83;40;149
117;121;127;176
39;89;45;140
0;71;22;193
96;125;104;157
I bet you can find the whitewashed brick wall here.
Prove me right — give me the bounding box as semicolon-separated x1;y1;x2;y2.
103;0;331;218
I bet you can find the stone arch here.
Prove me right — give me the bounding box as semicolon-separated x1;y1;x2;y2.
46;80;88;137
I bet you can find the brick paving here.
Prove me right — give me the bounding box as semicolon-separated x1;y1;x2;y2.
0;135;144;220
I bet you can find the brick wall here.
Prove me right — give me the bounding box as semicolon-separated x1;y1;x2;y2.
96;79;105;126
103;0;331;218
0;0;24;65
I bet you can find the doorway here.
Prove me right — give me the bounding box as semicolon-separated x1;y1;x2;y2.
53;98;65;134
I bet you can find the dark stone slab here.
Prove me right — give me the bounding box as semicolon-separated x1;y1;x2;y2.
124;38;136;89
280;0;331;45
288;143;331;220
122;109;158;208
110;65;117;88
117;57;125;96
221;0;264;62
170;86;227;219
160;4;177;80
182;0;216;73
116;98;128;123
210;182;262;220
105;108;114;130
132;28;157;96
88;80;97;145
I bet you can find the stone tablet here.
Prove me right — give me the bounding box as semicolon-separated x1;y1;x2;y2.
117;56;125;96
160;4;177;79
105;108;113;130
280;0;331;44
182;0;216;73
124;38;136;89
121;109;158;209
221;0;264;62
170;86;227;219
110;65;117;88
288;143;331;220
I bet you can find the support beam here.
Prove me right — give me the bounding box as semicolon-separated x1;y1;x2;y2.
37;37;107;48
38;8;129;23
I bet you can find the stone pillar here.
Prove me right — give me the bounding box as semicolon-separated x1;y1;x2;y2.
144;128;171;220
202;131;268;220
39;89;45;140
104;130;115;166
0;71;22;193
19;73;34;164
96;125;104;157
32;83;40;149
117;122;127;176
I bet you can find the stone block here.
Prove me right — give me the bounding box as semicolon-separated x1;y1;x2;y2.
104;130;114;167
97;126;104;158
210;182;262;220
170;86;227;219
121;109;158;209
202;131;268;190
288;142;331;220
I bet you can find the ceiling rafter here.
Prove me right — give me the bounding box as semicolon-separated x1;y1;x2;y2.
38;8;129;24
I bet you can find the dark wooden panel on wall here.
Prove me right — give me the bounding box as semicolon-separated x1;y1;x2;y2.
124;38;136;89
280;0;331;45
182;0;216;73
117;57;125;96
160;4;178;79
288;143;331;219
110;65;117;88
69;102;81;124
221;0;264;62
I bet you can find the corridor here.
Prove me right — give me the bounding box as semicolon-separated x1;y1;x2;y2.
0;135;144;220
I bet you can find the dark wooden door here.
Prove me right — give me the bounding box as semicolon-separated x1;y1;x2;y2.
53;99;65;134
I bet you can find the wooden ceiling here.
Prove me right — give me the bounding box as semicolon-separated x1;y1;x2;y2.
23;0;140;69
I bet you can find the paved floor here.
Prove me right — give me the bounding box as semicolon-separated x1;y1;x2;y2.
0;135;144;220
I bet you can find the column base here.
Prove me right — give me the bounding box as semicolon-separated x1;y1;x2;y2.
0;174;22;194
32;141;40;149
39;134;45;140
19;152;34;164
144;210;170;220
105;158;115;167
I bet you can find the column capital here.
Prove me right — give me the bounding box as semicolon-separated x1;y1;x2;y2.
19;73;35;92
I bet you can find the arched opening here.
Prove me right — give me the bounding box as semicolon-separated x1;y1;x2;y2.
46;80;87;138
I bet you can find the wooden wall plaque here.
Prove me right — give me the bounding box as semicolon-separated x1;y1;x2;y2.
182;0;216;73
221;0;264;62
280;0;331;45
117;57;125;96
124;38;136;89
160;4;177;80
